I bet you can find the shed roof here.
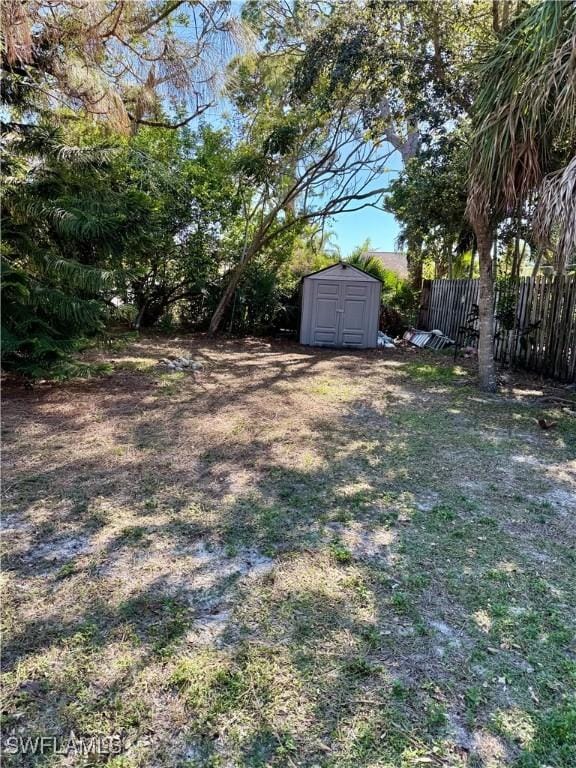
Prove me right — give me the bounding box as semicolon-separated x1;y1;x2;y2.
304;262;381;282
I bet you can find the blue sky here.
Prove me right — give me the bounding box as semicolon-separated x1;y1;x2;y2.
328;149;403;257
331;207;400;256
331;206;400;257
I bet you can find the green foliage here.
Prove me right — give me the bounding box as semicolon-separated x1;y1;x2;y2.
0;257;103;378
1;110;336;365
514;702;576;768
469;1;576;217
292;0;486;133
495;278;519;332
346;243;386;282
111;124;242;329
468;1;576;273
0;1;236;135
346;248;402;292
345;242;418;333
215;224;321;335
385;131;474;279
1;125;123;378
6;0;563;376
383;282;419;332
224;257;289;335
329;541;354;565
1;114;254;378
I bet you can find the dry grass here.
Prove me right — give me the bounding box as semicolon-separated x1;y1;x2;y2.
2;335;575;767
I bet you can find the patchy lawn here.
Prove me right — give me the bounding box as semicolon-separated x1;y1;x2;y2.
2;336;575;768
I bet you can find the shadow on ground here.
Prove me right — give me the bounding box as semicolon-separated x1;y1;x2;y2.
2;336;575;767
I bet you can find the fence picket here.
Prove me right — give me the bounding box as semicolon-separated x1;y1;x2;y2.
420;276;576;382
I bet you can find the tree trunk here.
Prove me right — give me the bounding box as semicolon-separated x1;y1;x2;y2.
468;247;476;279
209;237;261;335
532;248;543;277
511;233;520;280
412;258;423;290
502;0;510;28
208;201;280;336
492;0;500;33
139;302;168;328
407;246;423;290
133;294;168;329
475;218;498;391
133;302;147;331
209;264;245;336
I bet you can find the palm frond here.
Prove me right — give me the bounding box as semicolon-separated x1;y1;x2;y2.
468;1;576;224
54;143;120;166
19;194;124;241
534;155;576;270
30;285;104;329
346;252;403;290
2;123;120;167
43;256;118;292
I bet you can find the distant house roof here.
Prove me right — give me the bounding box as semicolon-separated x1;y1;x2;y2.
365;251;409;279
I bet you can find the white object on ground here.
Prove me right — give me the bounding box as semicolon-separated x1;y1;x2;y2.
159;356;203;371
377;331;396;348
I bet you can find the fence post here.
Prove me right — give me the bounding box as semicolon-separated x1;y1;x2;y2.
421;276;576;382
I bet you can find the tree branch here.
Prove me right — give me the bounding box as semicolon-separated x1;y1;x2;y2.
127;103;211;129
134;1;187;34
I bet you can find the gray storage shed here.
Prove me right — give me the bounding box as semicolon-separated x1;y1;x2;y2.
300;263;381;348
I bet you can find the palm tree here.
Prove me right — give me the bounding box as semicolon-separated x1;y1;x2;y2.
467;1;576;391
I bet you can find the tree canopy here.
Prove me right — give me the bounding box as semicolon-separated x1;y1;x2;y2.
1;0;574;387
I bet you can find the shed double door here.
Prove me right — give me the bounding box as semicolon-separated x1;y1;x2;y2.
311;280;370;347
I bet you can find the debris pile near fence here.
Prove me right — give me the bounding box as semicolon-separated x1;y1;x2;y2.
402;329;454;350
417;275;576;382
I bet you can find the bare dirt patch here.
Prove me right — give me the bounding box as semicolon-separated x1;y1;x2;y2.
2;336;575;767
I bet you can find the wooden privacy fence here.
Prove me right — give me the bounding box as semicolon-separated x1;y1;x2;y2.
417;276;576;382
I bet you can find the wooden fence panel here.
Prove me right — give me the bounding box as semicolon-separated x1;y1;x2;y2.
422;279;480;340
565;279;576;381
418;276;576;382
